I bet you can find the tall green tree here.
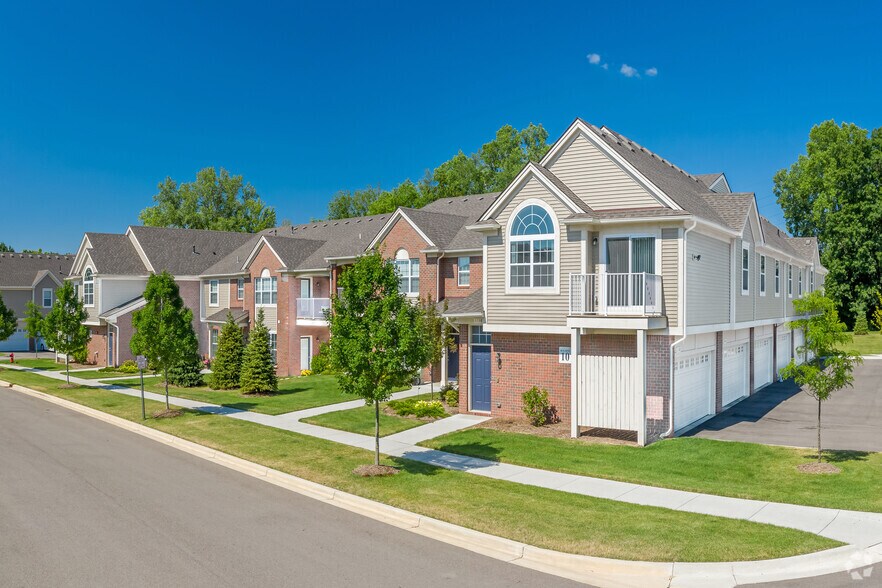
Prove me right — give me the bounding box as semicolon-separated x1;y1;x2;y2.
0;293;16;345
239;308;278;393
328;251;431;466
42;282;90;384
325;123;551;219
781;291;862;462
131;272;198;408
140;167;276;233
24;300;44;357
774;121;882;324
209;313;245;390
0;242;13;252
421;296;454;400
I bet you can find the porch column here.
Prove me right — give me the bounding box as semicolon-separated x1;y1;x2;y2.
637;329;647;446
570;327;580;438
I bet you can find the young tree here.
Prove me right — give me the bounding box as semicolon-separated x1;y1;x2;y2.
421;296;454;400
130;272;198;408
24;300;44;357
167;326;204;388
139;167;276;233
42;281;90;384
239;308;278;393
209;313;245;389
328;251;431;466
873;293;882;332
0;293;17;346
781;291;863;463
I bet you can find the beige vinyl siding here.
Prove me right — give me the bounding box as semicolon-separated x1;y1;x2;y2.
204;279;230;311
686;232;730;325
546;131;660;210
34;275;59;316
86;278;100;322
259;304;277;330
485;176;582;328
0;289;31;317
661;228;679;328
735;222;755;323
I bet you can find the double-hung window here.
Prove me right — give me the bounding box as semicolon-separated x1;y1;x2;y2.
83;268;94;307
741;243;750;295
457;257;470;287
209;280;219;306
759;255;766;296
394;250;419;296
269;332;277;364
788;265;793;297
237;278;245;300
774;260;780;297
509;204;555;289
42;288;53;308
210;328;219;357
255;270;277;305
798;268;803;296
810;271;814;292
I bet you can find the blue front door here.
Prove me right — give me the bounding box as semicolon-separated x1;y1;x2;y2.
448;334;459;381
471;345;491;412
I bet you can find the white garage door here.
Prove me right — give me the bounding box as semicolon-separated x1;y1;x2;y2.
793;329;805;365
674;351;714;431
722;343;748;406
0;328;29;352
754;337;773;390
776;332;791;375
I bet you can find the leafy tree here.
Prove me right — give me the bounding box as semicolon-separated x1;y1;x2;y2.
239;308;278;393
781;291;862;463
0;242;13;252
131;272;198;408
209;313;245;389
139;167;276;233
0;293;16;345
21;248;70;256
24;301;44;357
421;296;454;400
42;281;90;384
325;123;551;219
167;326;203;387
873;293;882;332
774;121;882;322
328;251;431;466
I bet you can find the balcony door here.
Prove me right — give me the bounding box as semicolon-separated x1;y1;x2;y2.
300;278;311;299
606;237;655;309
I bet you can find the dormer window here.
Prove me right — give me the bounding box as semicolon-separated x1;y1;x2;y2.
83;268;94;307
509;203;556;290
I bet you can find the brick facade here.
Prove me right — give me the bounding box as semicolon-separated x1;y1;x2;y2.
439;255;483;301
86;326;107;366
645;335;673;444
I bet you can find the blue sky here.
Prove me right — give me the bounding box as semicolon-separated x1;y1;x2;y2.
1;1;879;253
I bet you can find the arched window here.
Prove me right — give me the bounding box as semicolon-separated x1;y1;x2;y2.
509;204;555;289
83;268;94;306
394;249;419;295
255;268;277;305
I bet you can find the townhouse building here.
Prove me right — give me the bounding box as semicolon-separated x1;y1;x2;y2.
0;252;73;352
60;118;823;445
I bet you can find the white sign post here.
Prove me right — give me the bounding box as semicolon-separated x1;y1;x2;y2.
136;355;148;419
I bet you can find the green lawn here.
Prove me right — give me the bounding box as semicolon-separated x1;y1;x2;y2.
302;393;444;436
421;428;882;513
73;369;155;380
2;358;68;370
837;331;882;355
0;367;839;562
101;374;404;416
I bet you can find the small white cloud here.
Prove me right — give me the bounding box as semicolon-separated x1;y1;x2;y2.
601;63;609;70
645;67;658;77
587;53;601;65
620;64;638;78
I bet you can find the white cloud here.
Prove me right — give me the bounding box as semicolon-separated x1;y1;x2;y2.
601;63;609;70
645;67;658;77
620;64;638;78
587;53;601;65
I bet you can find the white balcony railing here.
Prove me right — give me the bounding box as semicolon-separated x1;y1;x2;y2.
569;273;663;316
296;297;331;320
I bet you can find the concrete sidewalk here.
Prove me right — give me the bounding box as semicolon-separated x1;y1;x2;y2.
4;363;882;549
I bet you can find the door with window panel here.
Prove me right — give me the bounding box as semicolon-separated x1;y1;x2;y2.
605;237;655;310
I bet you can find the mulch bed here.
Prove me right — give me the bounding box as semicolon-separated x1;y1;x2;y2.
353;464;399;477
152;409;184;419
475;418;638;446
797;462;841;475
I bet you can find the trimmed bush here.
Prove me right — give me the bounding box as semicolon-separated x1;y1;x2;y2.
854;314;869;336
72;347;88;365
388;397;446;419
209;314;245;390
99;360;139;374
300;369;313;377
522;386;551;426
309;342;331;374
440;383;459;407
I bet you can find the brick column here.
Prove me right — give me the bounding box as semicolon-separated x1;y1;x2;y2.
715;331;723;413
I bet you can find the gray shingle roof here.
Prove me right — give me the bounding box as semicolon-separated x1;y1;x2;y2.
98;296;144;319
700;193;754;231
85;233;149;275
786;235;821;264
0;252;73;288
129;226;255;276
408;192;498;251
695;173;725;190
205;308;249;324
397;208;470;249
261;237;326;269
565;208;691;222
442;288;484;317
202;236;262;276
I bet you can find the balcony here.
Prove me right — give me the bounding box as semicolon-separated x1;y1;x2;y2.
569;273;663;317
296;297;331;322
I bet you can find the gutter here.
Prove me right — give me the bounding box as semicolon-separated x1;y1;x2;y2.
662;219;697;439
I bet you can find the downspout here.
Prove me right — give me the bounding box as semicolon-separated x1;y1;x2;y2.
662;219;697;439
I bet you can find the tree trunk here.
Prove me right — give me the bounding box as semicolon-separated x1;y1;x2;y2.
817;396;822;463
165;369;170;410
374;399;380;466
430;364;434;400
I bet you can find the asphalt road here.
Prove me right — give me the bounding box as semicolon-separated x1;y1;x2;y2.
0;389;871;588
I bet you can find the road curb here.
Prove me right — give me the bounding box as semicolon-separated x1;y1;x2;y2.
7;382;881;587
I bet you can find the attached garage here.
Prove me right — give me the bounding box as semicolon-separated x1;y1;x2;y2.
753;337;773;390
776;330;791;376
793;329;805;365
674;350;715;431
722;342;749;406
0;328;29;352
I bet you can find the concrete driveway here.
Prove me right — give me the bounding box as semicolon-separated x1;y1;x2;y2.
687;359;882;453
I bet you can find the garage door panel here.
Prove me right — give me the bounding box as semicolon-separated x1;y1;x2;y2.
0;329;29;352
776;332;791;375
674;351;714;431
722;343;748;406
754;337;773;390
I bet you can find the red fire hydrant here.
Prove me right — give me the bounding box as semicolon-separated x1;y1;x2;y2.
9;352;14;364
